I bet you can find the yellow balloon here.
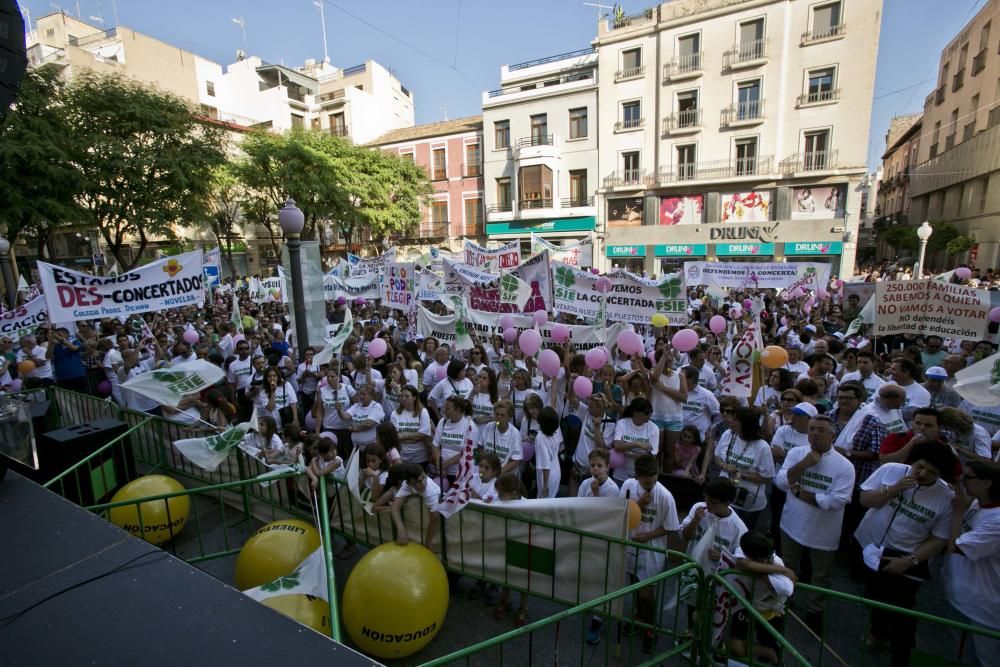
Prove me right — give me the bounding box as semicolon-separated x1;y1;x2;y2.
235;520;321;590
108;475;189;546
342;543;449;659
760;345;789;370
650;314;669;328
262;594;331;635
627;499;642;531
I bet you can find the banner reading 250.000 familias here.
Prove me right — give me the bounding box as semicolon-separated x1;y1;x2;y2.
38;251;205;322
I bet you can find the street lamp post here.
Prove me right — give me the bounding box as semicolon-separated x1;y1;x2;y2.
916;221;933;279
0;237;16;309
277;198;310;361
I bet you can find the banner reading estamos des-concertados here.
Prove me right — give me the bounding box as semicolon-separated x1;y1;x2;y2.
37;251;204;322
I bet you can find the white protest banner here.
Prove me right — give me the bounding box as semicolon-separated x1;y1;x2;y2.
345;248;396;278
0;294;48;339
316;308;354;366
417;306;629;350
323;273;380;302
254;275;287;304
719;319;763;399
463;239;521;272
417;269;444;302
442;259;533;313
383;262;416;312
551;262;687;325
514;250;553;314
872;279;1000;339
683;262;831;292
202;246;221;288
530;234;593;268
954;351;1000;408
37;251;204;323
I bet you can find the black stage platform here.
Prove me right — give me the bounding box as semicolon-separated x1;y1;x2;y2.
0;472;379;666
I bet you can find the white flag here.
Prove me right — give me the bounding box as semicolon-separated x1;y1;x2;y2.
498;273;533;309
231;296;244;334
242;546;328;602
173;423;251;472
954;351;1000;407
845;294;876;337
120;359;225;407
314;308;353;367
16;275;29;292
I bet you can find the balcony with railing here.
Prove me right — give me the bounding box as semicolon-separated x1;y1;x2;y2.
483;71;597;105
603;169;646;188
463;162;483;178
780;149;840;174
663;53;703;81
614;117;645;133
989;104;1000;128
605;8;656;32
486;202;513;214
26;43;67;67
945;133;956;150
929;142;939;159
662;109;702;135
329;125;349;138
519;198;554;210
509;47;596;72
952;68;965;92
560;196;594;208
972;49;987;75
935;86;945;105
796;89;841;107
650;156;774;185
615;65;646;82
801;23;846;45
720;100;765;127
723;39;768;69
315;89;346;104
67;27;117;48
514;134;558;160
395;221;450;242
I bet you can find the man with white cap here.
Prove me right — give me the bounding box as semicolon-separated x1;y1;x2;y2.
923;366;961;409
799;324;818;356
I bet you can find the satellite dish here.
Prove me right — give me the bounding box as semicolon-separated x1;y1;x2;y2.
0;0;28;117
236;48;246;61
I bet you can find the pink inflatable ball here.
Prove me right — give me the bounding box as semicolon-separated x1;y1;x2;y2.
671;328;699;353
729;308;742;320
182;329;200;344
520;441;534;462
499;315;514;330
956;267;972;281
833;279;844;289
742;299;753;310
817;288;829;300
502;327;518;343
550;324;570;344
572;375;593;399
616;330;643;356
304;410;317;431
532;310;548;327
789;287;805;299
595;277;613;294
608;449;625;470
538;349;562;378
990;307;1000;323
368;337;388;359
590;267;601;275
97;380;112;396
584;347;607;371
436;365;447;381
518;329;542;356
232;334;245;345
709;315;727;335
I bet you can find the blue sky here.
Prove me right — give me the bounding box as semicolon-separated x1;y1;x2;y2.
20;0;988;169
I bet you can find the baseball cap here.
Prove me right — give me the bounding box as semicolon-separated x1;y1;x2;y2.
792;402;819;418
832;332;845;340
925;366;948;379
804;324;817;333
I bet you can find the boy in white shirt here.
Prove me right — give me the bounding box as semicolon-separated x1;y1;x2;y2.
577;449;619;498
391;464;441;549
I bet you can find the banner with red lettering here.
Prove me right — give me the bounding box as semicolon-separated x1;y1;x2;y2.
463;239;521;272
37;251;204;322
719;319;763;399
382;262;416;312
0;294;48;339
873;279;1000;339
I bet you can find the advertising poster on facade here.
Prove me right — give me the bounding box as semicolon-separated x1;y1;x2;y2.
607;197;644;226
721;191;770;224
659;195;703;225
791;186;845;220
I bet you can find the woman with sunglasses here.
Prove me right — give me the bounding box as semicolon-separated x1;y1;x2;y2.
765;389;804;442
713;406;775;529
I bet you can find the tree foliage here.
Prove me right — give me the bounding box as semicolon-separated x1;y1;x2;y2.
883;225;918;254
201;164;245;277
63;72;227;268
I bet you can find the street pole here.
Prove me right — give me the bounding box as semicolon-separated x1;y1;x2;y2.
916;221;933;279
0;238;16;309
278;198;309;360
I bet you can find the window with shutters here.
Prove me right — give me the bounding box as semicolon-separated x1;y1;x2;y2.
518;165;553;209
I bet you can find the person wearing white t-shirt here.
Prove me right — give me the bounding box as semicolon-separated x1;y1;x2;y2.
713;407;775;530
477;399;523;475
391;464;441;548
775;415;855;623
577;448;619;498
427;360;474;421
612;398;660;483
121;350;160;414
390;386;433;466
840;350;885;402
16;335;53;384
649;351;687;467
337;384;384;452
855;445;958;665
534;407;564;499
432;396;473;481
943;461;1000;667
571;394;616;495
962;400;1000;437
254;367;298;431
769;403;812;540
680;366;719;437
890;357;930;422
314;369;356;457
783;347;810;377
680;477;748;574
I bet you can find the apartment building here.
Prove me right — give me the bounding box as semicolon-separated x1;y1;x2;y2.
871;114;921;260
371;116;485;252
596;0;881;275
481;49;600;256
909;0;1000;269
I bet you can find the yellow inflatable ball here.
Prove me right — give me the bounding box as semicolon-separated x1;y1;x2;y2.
262;594;331;635
234;519;321;590
342;543;449;659
108;475;189;546
760;345;789;370
627;499;642;531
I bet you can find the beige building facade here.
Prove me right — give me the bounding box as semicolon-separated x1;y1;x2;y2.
909;0;1000;269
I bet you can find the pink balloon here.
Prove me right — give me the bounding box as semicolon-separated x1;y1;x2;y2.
499;315;514;330
590;267;601;275
502;327;518;343
742;299;753;310
672;329;699;353
803;303;813;315
790;287;804;299
729;308;742;320
355;297;368;307
551;324;570;343
520;441;534;462
709;315;726;334
533;310;548;326
436;365;447;380
9;378;22;392
990;307;1000;323
585;347;607;370
609;449;625;470
183;329;199;344
833;279;844;289
519;329;542;356
573;375;593;399
368;337;388;359
616;330;642;356
304;410;317;430
97;380;112;396
335;296;347;306
596;277;612;294
956;267;972;280
804;297;816;308
538;349;562;377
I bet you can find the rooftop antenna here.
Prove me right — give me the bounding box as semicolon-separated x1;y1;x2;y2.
231;17;247;51
583;2;614;21
313;0;330;64
441;105;448;121
75;1;81;18
111;0;119;27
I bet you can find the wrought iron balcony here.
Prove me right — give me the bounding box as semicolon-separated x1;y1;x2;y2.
797;89;840;106
608;8;655;31
651;156;774;184
780;150;840;173
663;53;703;81
615;65;646;82
560;197;594;208
519;198;554;210
972;49;987;75
509;47;596;71
614;118;645;132
486;202;513;213
801;23;845;44
515;135;554;149
721;100;765;127
603;169;646;188
724;38;768;69
662;109;702;134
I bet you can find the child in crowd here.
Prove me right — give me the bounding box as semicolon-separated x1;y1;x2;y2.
729;531;797;665
577;449;619;498
391;463;441;548
374;422;403;465
472;453;501;503
362;442;390;504
306;436;343;491
534;406;563;499
570;393;616;496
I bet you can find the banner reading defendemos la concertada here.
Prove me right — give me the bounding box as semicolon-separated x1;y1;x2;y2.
873;279;1000;339
37;251;205;323
683;261;831;291
551;262;688;325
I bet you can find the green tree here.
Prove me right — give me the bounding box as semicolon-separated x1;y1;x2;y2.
64;73;227;268
200;164;246;278
0;66;84;259
883;225;918;254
